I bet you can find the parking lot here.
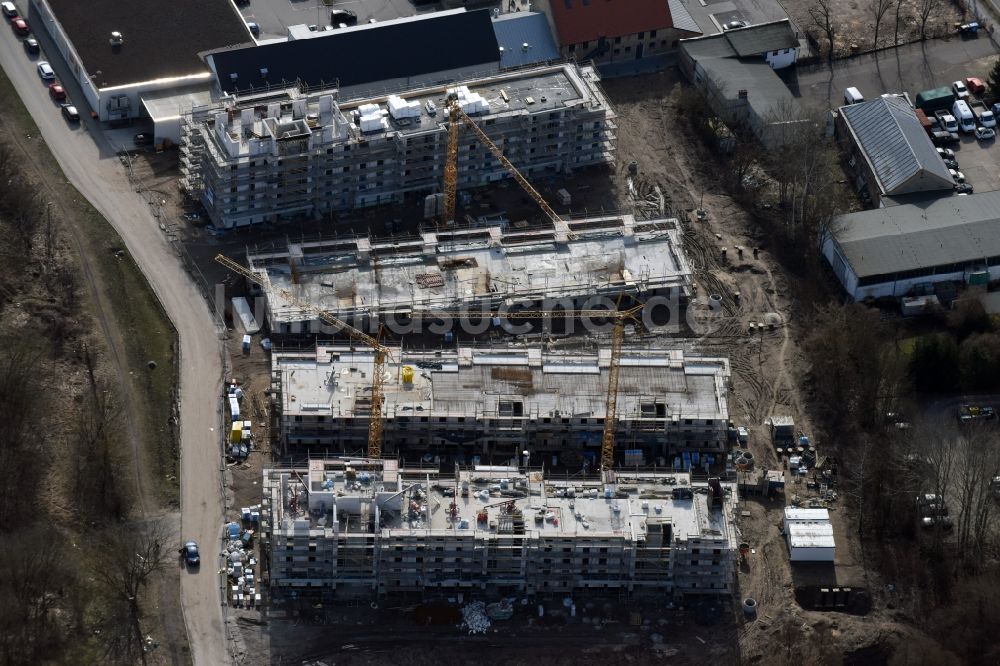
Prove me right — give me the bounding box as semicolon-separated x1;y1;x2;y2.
788;36;1000;194
237;0;429;40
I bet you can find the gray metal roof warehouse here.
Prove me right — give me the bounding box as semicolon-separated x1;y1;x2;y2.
839;95;954;197
830;191;1000;278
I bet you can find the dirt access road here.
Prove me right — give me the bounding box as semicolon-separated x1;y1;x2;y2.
0;26;229;666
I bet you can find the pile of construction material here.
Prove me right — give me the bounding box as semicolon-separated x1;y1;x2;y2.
461;601;491;634
225;517;260;609
446;85;488;115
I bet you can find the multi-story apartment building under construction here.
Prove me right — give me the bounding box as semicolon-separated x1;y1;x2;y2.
270;344;731;465
179;61;616;229
260;458;738;604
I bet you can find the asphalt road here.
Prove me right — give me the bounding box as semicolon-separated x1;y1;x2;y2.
0;21;228;666
787;35;1000;111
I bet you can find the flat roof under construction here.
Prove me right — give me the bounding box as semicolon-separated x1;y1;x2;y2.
247;215;691;325
274;344;730;423
269;459;738;543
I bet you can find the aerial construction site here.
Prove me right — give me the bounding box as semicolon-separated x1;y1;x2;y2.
9;0;998;663
196;20;814;660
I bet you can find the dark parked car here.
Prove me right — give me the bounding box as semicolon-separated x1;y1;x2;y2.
931;130;960;146
22;36;38;54
330;9;358;26
61;103;79;122
133;132;152;146
1;2;17;19
181;541;200;567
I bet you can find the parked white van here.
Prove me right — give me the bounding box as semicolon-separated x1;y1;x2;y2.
952;99;976;133
844;87;864;105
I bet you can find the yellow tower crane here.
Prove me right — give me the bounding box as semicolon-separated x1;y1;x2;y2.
442;94;563;227
215;253;391;460
217;256;641;472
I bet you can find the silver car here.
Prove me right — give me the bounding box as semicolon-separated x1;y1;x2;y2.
36;60;54;80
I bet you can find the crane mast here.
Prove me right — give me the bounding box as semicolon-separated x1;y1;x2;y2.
442;96;564;227
217;254;640;472
215;254;388;459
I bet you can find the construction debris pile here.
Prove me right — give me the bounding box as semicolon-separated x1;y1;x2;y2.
461;601;491;634
225;514;261;609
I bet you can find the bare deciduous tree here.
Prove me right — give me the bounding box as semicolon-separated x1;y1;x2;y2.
893;0;904;46
952;423;1000;567
0;345;45;532
93;520;171;665
0;527;77;664
808;0;837;60
871;0;895;50
918;0;936;40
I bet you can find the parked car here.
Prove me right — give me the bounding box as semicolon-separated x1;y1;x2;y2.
1;1;17;18
952;80;970;100
330;8;358;26
976;126;996;141
60;103;79;122
934;109;959;133
22;36;37;54
181;541;200;567
133;132;152;146
10;16;28;35
960;404;995;422
36;60;54;80
943;158;959;170
246;21;259;36
922;515;954;530
936;147;955;159
955;182;974;194
958;21;980;36
47;83;65;100
931;130;960;146
966;76;986;96
949;169;966;183
970;100;996;128
723;20;748;30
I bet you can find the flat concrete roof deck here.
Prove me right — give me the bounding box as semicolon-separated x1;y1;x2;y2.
274;344;730;423
268;460;737;544
249;215;690;323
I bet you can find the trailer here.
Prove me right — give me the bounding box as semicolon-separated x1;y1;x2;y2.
915;87;956;114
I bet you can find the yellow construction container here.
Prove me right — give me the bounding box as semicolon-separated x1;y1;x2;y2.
401;365;415;384
230;422;242;443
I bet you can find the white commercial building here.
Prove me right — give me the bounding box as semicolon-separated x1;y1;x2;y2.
783;507;835;562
